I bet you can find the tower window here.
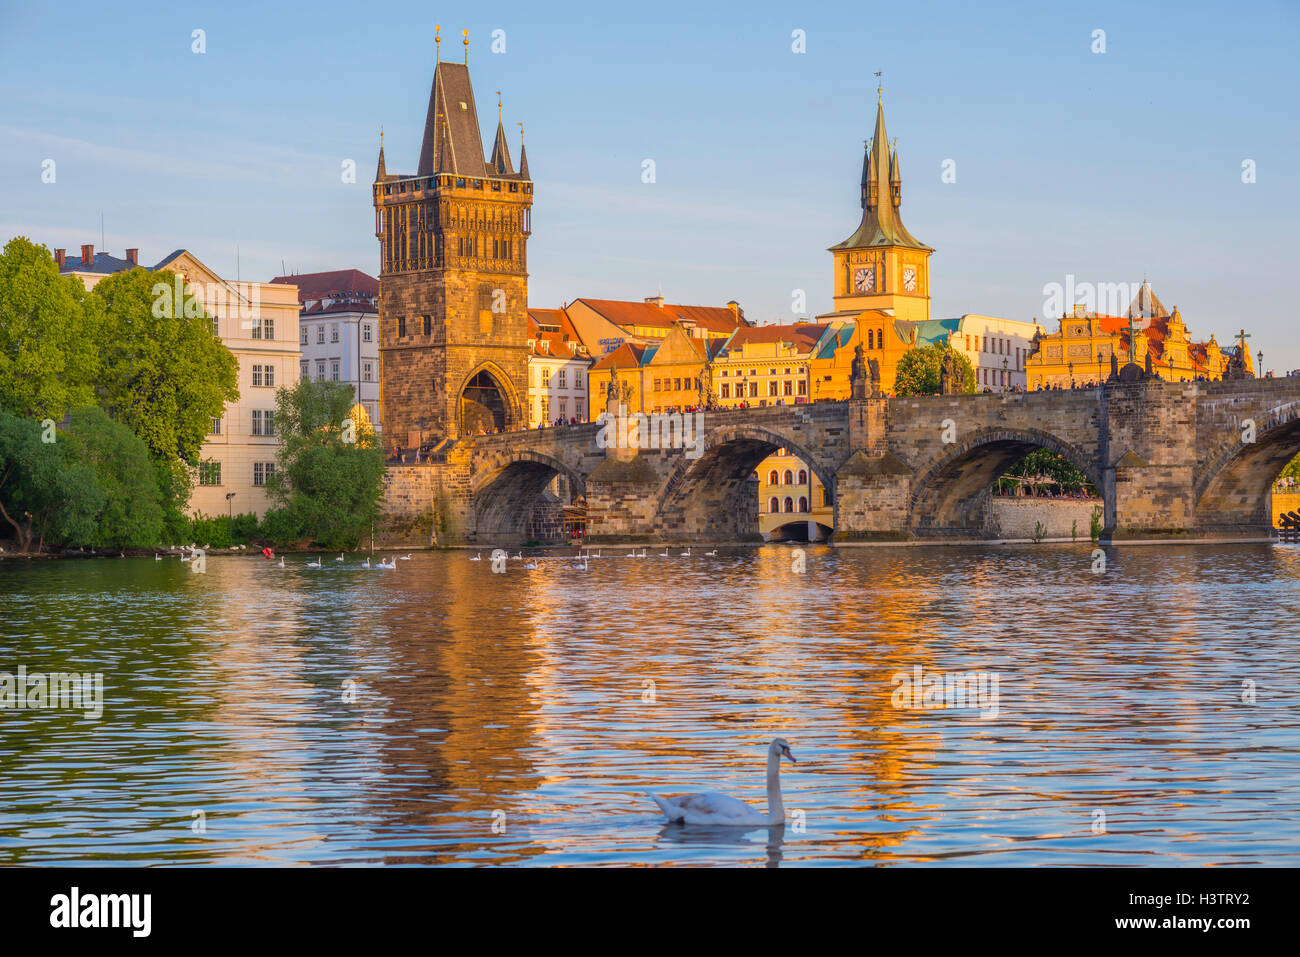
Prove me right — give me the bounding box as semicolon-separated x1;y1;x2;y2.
397;316;407;337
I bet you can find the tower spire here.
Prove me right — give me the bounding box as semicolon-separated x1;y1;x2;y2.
463;29;469;64
490;93;514;175
518;122;529;179
435;25;440;62
375;126;386;181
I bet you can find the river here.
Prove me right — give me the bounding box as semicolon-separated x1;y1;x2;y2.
1;544;1297;866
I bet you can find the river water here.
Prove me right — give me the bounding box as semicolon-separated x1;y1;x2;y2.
1;544;1297;866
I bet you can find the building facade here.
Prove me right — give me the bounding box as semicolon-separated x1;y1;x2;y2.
272;269;381;431
527;308;592;426
374;46;533;450
1024;283;1247;388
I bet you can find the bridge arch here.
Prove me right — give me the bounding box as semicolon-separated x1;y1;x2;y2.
470;449;587;542
654;423;836;542
909;427;1104;537
1195;400;1300;533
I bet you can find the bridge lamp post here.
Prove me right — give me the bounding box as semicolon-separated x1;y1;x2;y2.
1002;356;1008;391
1258;349;1264;377
1097;348;1104;384
1068;361;1075;389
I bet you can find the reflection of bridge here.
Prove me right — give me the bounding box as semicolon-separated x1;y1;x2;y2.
381;377;1300;544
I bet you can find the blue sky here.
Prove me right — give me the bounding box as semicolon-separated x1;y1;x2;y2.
3;0;1297;370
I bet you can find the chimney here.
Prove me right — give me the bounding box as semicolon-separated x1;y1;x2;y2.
54;248;66;269
80;244;94;266
125;248;139;266
644;295;665;308
727;300;740;317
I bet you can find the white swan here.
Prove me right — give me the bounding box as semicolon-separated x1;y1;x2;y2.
679;547;691;557
469;552;482;561
306;557;322;568
399;554;412;560
278;557;285;568
705;548;718;557
649;738;796;827
154;554;161;561
380;557;397;569
361;557;371;568
335;553;344;562
658;549;670;557
524;560;539;569
511;552;523;560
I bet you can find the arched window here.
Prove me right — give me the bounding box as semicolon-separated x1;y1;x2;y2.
797;469;808;484
768;470;779;486
768;496;779;514
783;496;794;513
783;469;794;485
798;496;809;513
868;329;875;349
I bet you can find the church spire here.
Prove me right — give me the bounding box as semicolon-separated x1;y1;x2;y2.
375;128;386;181
518;123;529;179
489;91;514;174
832;97;930;252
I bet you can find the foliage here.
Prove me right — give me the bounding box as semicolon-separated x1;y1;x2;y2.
0;238;101;418
997;448;1098;495
91;267;240;466
0;409;103;552
1091;506;1103;541
62;406;163;548
893;344;976;396
265;379;385;549
1278;453;1300;484
184;511;262;549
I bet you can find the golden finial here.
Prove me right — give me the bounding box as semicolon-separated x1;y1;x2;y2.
435;25;441;61
518;121;524;142
497;90;502;121
463;29;469;63
874;70;883;102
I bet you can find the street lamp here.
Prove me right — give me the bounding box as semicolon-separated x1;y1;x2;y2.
1068;361;1075;389
225;492;236;546
1002;356;1008;392
1258;349;1264;377
1097;348;1104;384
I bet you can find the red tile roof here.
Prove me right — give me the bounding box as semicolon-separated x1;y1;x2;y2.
270;269;378;301
590;341;647;371
722;323;827;354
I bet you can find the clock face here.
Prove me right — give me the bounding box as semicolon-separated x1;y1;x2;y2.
902;266;917;292
854;266;875;293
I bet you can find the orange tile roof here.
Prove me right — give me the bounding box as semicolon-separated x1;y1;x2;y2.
590;341;646;371
574;298;745;334
721;323;827;354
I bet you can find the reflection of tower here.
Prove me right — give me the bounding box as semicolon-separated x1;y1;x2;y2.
374;30;533;445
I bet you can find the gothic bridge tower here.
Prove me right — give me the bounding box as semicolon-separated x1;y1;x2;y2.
374;30;533;445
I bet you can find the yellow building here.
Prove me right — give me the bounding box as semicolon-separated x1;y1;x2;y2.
1025;283;1249;388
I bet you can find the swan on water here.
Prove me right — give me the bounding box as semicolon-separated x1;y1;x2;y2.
524;560;539;569
306;557;322;568
679;547;691;557
361;557;371;568
278;557;285;568
154;554;162;561
469;552;482;561
511;552;523;560
335;553;344;562
399;554;412;560
704;548;718;557
649;738;796;827
658;549;670;557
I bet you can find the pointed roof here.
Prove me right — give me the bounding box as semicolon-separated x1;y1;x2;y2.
417;61;488;177
518;139;529;179
375;140;386;181
489;119;514;175
832;99;931;251
1127;280;1169;320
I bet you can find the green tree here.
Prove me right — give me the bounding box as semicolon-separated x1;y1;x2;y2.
91;267;239;525
265;379;385;548
1278;453;1300;484
0;410;104;552
893;344;977;396
63;406;164;548
0;238;101;418
998;448;1097;496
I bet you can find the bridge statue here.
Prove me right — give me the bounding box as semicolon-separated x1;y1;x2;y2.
1224;348;1254;380
605;368;621;415
851;344;868;399
869;357;881;397
939;350;962;395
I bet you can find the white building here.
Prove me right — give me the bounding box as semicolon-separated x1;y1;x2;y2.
271;269;380;431
941;314;1044;392
58;246;301;517
527;308;592;426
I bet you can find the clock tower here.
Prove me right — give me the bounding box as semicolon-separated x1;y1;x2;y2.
829;94;933;323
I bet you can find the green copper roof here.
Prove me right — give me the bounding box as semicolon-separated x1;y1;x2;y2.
830;100;931;252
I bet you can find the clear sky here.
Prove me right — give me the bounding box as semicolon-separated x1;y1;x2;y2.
2;0;1297;370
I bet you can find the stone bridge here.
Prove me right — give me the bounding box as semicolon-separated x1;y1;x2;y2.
381;377;1300;544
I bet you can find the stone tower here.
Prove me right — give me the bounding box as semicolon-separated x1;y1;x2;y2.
829;94;933;323
374;43;533;446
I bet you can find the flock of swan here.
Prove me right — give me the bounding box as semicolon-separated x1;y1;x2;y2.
468;546;720;564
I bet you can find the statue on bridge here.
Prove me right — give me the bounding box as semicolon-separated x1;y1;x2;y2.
939;350;961;395
1223;348;1254;380
851;344;883;399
